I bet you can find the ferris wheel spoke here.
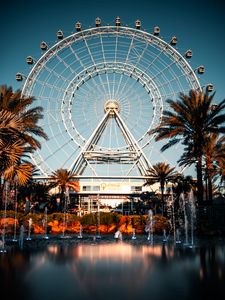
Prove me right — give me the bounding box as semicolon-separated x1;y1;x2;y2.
157;71;188;91
99;33;113;99
83;37;110;99
42;63;71;85
61;145;81;169
119;44;149;96
45;127;68;142
34;78;65;94
42;139;72;162
40;127;73;157
114;37;148;98
55;53;76;75
152;64;186;94
141;44;167;74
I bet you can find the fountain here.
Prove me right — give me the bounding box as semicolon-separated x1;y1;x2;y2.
162;229;168;243
145;209;154;244
19;224;24;250
12;182;18;242
60;193;71;239
26;218;32;240
175;229;182;244
12;203;18;242
77;224;83;239
188;189;196;247
114;229;122;241
131;228;137;240
170;187;177;244
179;190;196;247
95;200;101;239
179;193;189;245
0;229;6;253
1;181;9;253
43;207;49;240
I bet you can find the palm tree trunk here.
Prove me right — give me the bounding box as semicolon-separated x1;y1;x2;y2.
60;187;65;212
204;168;208;201
208;174;213;204
196;157;204;204
161;185;165;216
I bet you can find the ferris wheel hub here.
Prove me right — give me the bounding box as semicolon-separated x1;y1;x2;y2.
104;100;120;115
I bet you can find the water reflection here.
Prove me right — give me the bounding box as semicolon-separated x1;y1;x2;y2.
0;239;225;300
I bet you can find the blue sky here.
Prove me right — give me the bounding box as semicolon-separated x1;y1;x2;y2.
1;0;225;177
1;0;224;102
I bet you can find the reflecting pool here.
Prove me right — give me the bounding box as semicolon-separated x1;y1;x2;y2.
1;235;225;300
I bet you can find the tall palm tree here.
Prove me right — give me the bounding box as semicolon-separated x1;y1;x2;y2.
144;162;178;215
179;133;225;202
50;168;79;208
217;158;225;189
202;133;225;201
150;90;225;203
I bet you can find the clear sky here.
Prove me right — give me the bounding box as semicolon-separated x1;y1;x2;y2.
1;0;224;102
1;0;225;177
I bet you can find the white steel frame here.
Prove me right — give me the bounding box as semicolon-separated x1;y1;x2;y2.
21;25;202;178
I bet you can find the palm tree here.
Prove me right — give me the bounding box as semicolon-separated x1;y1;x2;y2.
150;90;225;203
144;162;178;216
0;85;48;184
217;158;225;189
202;133;225;201
179;133;225;202
0;85;48;150
50;168;79;209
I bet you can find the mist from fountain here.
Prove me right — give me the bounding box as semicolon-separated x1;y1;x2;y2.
182;193;189;245
12;204;18;242
131;228;137;240
145;209;154;244
178;190;196;247
12;183;18;242
162;229;168;243
19;224;24;250
114;229;122;241
78;224;83;239
43;207;49;240
1;181;9;253
175;229;182;244
60;193;71;239
26;218;32;240
96;200;101;239
170;188;177;244
188;189;196;247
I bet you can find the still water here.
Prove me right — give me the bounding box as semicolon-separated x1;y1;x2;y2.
1;235;225;300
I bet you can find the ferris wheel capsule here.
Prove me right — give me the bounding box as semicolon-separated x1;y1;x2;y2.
95;17;101;27
185;50;192;58
75;22;82;31
40;41;48;50
207;83;214;92
170;36;177;46
16;73;23;81
135;20;141;29
153;26;160;35
115;16;121;26
26;56;34;64
197;66;205;74
57;30;64;39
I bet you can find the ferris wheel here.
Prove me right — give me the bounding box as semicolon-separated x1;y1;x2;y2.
17;17;209;178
